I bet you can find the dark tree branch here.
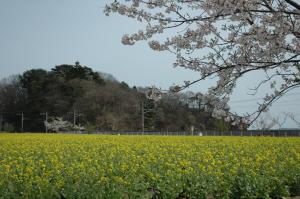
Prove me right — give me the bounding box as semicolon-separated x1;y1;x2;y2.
284;0;300;10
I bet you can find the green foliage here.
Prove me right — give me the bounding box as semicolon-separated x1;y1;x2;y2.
215;119;231;132
0;63;236;132
3;123;14;132
85;123;97;134
52;63;104;84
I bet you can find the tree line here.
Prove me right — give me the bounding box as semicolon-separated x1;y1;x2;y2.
0;62;240;133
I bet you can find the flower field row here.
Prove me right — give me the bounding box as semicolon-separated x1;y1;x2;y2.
0;134;299;198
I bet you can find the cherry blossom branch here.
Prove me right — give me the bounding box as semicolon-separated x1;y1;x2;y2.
248;72;296;95
248;82;300;125
105;0;300;127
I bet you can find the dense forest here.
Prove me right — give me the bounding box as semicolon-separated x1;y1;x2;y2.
0;62;240;133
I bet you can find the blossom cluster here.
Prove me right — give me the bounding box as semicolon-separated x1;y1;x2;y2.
104;0;300;124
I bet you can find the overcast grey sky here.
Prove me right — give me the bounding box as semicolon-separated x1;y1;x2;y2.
0;0;299;128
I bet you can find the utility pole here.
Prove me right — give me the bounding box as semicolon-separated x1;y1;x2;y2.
40;112;48;133
17;112;24;132
0;114;3;132
73;109;76;127
72;109;83;133
67;109;82;133
140;100;156;135
72;109;82;126
141;101;144;135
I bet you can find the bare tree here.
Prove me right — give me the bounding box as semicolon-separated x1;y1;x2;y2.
252;113;278;130
273;113;289;129
284;112;300;127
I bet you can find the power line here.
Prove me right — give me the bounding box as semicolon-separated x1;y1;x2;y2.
231;98;300;107
232;102;300;109
230;92;300;104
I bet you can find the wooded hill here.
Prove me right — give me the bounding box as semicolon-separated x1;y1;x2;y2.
0;62;239;133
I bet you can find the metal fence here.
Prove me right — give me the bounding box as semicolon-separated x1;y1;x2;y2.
2;130;299;137
82;130;300;137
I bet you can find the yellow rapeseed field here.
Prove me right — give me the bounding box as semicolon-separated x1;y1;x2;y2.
0;134;299;198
